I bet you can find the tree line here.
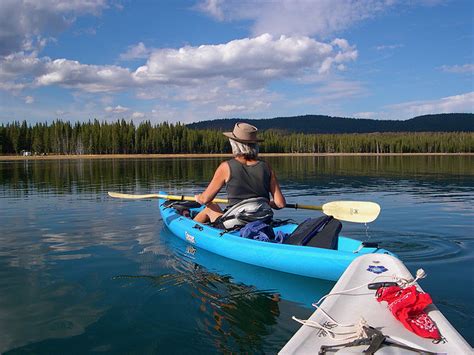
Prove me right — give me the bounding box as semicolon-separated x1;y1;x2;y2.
0;120;472;155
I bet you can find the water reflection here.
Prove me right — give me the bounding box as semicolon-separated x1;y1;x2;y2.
1;156;472;198
113;230;333;353
0;252;105;353
114;268;282;353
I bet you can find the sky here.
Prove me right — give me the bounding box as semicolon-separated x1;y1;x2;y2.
0;0;473;124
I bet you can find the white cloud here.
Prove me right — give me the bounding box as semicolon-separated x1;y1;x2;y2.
0;82;27;92
0;52;46;80
197;0;396;38
1;34;356;94
314;79;367;102
217;100;270;113
149;106;184;122
34;58;134;92
105;105;129;113
387;92;474;117
135;34;357;87
440;64;474;74
24;96;34;104
0;0;109;56
218;104;246;112
139;82;277;118
131;111;145;118
353;111;378;119
197;0;225;21
119;42;152;61
74;27;99;36
283;77;367;116
55;110;68;116
376;44;404;51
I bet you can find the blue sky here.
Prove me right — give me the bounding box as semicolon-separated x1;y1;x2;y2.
0;0;472;124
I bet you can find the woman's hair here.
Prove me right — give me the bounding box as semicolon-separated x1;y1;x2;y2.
229;139;259;159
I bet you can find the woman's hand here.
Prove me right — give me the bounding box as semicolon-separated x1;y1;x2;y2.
195;194;204;205
269;200;284;210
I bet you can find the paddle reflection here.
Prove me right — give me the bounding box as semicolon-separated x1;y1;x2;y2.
114;262;282;353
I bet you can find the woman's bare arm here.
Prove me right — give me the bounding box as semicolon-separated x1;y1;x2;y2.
195;162;229;205
269;167;286;209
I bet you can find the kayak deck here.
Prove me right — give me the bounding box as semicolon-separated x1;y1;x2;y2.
280;254;472;354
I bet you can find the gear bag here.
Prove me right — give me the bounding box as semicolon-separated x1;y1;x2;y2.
220;197;273;230
283;216;341;249
239;220;276;242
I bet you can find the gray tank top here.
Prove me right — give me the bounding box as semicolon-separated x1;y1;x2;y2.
226;159;271;206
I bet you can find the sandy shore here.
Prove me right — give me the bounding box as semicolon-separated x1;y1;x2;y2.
0;153;472;161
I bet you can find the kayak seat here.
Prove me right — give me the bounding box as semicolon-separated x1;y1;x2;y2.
283;216;341;250
220;198;273;230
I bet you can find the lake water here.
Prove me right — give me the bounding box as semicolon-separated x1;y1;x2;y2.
0;156;473;353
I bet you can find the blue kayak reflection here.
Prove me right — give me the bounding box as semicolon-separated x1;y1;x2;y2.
159;227;334;307
113;227;335;352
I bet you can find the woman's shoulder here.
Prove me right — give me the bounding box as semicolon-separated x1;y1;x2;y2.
218;160;231;170
258;159;272;170
227;157;268;169
225;158;238;168
214;161;231;181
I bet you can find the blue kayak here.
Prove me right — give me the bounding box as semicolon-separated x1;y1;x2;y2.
159;193;393;281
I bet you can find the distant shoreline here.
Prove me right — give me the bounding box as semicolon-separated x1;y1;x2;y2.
1;153;472;161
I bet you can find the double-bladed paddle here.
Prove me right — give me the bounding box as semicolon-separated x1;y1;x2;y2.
107;192;228;203
107;192;380;223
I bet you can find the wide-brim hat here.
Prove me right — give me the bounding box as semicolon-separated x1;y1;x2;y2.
223;122;264;143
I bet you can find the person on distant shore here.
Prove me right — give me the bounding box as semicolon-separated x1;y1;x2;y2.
194;122;286;225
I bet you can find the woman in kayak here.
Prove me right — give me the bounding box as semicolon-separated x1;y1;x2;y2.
194;122;286;225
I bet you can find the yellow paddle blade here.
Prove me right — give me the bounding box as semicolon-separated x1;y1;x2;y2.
107;192;228;204
108;192;163;199
321;201;381;223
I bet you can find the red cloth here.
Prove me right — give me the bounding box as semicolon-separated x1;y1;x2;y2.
376;285;441;340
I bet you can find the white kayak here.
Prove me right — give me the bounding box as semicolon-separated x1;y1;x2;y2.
280;254;472;354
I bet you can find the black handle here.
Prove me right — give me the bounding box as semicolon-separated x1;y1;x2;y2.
367;282;398;290
362;242;379;248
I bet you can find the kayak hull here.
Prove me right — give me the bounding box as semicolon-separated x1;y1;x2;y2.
159;193;393;281
280;253;472;354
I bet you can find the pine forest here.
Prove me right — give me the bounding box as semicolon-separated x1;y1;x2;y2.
1;120;472;155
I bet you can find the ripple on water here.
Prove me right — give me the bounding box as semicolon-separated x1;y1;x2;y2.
373;231;467;263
